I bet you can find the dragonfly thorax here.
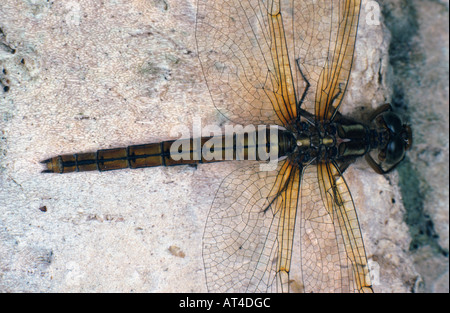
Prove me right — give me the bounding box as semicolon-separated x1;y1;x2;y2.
288;121;340;165
286;120;379;166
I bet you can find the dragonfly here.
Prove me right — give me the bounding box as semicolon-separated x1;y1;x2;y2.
42;0;412;292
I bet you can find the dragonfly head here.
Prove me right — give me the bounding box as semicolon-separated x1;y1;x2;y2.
366;110;412;174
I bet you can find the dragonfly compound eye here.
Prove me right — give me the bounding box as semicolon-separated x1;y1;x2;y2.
385;135;406;165
381;111;403;134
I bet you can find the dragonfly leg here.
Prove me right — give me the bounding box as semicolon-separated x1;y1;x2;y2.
262;176;291;214
262;163;301;215
332;111;360;125
367;103;392;122
336;159;355;174
298;108;315;121
328;83;345;121
295;58;312;123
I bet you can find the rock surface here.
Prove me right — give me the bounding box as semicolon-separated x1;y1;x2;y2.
0;0;447;292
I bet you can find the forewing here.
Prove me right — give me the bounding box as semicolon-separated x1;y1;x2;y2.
299;162;372;292
196;0;302;126
203;160;301;292
314;0;361;121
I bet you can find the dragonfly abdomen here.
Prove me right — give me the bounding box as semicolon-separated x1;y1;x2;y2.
42;142;169;173
42;139;221;174
42;128;295;173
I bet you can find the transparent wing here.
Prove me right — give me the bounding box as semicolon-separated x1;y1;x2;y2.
299;162;372;292
203;159;373;293
195;0;362;126
196;0;297;126
202;160;301;292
